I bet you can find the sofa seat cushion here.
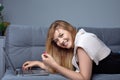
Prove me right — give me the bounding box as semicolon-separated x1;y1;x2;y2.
2;70;120;80
92;74;120;80
2;69;67;80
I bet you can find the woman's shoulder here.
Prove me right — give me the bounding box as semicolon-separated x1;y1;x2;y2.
75;28;97;43
77;28;96;37
77;28;86;35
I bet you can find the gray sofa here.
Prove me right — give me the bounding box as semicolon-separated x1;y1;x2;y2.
0;25;120;80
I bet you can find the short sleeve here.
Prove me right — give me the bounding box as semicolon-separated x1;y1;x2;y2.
74;29;111;65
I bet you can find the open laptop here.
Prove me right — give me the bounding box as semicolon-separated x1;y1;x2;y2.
3;47;49;76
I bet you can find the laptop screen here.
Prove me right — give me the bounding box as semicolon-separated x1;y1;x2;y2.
3;47;18;75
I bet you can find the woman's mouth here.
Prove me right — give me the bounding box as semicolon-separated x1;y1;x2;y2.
63;39;68;47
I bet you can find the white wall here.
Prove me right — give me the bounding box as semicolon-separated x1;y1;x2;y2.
3;0;120;28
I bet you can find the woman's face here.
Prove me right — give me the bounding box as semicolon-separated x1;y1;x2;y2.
53;28;73;49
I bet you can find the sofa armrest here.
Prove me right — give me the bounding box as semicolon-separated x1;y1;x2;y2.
0;37;5;79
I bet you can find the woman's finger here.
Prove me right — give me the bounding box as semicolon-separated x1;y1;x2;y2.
22;61;30;66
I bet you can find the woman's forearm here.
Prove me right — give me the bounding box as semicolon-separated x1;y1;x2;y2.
34;61;48;70
53;64;89;80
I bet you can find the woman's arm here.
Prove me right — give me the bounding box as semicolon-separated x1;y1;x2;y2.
42;48;92;80
77;47;93;80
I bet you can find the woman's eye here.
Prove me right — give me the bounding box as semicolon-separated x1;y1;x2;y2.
59;33;63;37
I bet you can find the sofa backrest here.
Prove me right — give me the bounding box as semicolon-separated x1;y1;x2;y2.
79;27;120;53
5;25;48;68
5;25;120;68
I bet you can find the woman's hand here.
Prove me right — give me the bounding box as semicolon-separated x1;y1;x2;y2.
22;61;39;70
22;61;46;70
41;54;58;68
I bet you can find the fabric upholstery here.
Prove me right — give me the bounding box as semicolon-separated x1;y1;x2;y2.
5;25;48;68
1;25;120;80
79;27;120;53
2;70;67;80
0;37;5;79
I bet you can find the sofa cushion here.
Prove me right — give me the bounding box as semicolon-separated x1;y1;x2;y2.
78;27;120;53
92;74;120;80
2;69;67;80
5;25;49;68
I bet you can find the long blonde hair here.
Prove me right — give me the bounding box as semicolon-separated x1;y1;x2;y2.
46;20;77;73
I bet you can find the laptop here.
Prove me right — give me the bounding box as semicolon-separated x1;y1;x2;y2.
3;47;49;76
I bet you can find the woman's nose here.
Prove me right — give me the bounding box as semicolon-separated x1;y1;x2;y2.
58;38;63;44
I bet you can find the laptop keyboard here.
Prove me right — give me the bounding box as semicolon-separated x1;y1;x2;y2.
23;70;33;74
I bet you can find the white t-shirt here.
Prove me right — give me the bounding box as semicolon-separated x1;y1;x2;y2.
72;29;111;72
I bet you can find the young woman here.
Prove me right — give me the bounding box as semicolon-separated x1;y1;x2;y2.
22;20;120;80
